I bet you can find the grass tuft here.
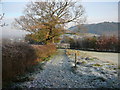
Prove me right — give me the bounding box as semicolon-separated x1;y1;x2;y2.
93;63;102;67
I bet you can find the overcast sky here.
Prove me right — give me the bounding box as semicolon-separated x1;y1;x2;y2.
1;0;119;39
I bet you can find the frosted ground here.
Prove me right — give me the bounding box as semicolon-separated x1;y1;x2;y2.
11;49;120;88
76;50;119;65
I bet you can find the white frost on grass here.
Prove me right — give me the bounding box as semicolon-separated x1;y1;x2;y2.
11;49;120;88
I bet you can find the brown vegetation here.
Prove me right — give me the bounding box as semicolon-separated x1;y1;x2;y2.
32;44;56;62
2;41;56;86
64;35;119;52
14;0;85;44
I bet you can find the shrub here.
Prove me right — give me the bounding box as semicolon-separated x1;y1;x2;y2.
96;35;118;52
2;40;56;86
32;44;56;62
68;35;119;52
2;41;37;86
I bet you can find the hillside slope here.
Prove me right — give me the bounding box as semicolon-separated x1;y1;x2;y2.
69;22;118;35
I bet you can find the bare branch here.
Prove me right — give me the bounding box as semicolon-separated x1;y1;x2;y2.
14;0;86;44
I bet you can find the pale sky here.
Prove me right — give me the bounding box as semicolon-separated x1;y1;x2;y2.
82;2;118;24
1;0;120;2
1;0;119;39
2;0;118;24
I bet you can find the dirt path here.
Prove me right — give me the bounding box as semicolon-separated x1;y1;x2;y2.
12;49;119;88
13;49;93;88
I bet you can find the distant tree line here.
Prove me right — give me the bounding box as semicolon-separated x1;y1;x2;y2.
62;35;119;52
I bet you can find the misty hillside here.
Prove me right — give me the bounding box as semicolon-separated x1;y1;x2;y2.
69;22;119;35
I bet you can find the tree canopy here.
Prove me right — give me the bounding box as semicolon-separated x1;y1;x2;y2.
14;0;85;44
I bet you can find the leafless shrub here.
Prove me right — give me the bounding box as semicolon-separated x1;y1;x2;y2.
2;41;36;86
2;39;56;86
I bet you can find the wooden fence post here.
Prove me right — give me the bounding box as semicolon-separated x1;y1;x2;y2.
75;52;77;68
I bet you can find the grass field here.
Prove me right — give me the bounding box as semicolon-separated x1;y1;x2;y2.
78;50;119;65
66;49;119;65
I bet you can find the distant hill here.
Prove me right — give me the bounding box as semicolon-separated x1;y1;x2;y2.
69;22;119;36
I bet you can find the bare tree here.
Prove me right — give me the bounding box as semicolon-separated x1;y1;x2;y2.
14;0;86;44
0;0;7;27
0;0;6;27
0;13;6;27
